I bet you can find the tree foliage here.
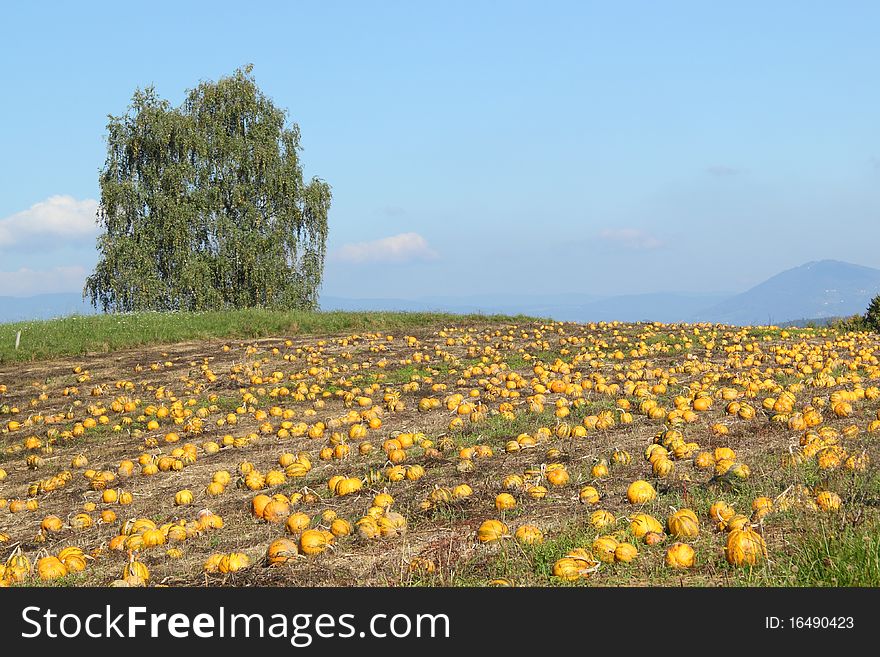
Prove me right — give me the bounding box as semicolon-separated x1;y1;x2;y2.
866;294;880;331
85;65;331;312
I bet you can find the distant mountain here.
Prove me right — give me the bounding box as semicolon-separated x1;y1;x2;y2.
2;260;878;327
692;260;880;326
321;292;730;323
0;293;95;323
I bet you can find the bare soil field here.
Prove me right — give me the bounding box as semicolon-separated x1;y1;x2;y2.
1;319;878;587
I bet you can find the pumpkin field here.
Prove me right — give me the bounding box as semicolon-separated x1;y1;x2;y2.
1;317;879;587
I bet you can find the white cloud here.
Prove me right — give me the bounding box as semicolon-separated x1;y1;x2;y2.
0;266;88;296
332;232;438;264
598;228;664;250
0;195;99;249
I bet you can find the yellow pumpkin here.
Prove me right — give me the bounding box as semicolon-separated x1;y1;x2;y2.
592;535;619;563
626;480;656;504
709;501;736;524
477;519;509;543
37;556;68;581
330;518;352;538
203;553;224;573
174;489;194;506
452;484;473;500
590;509;616;530
267;538;299;565
694;451;715;469
526;485;548;500
373;492;394;508
630;513;664;540
299;529;330;555
141;528;166;547
579;486;600;505
286;512;312;535
513;525;544;545
667;509;700;538
356;516;380;540
251;494;272;518
614;542;639;563
726;527;767;566
40;515;64;533
219;552;250;573
495;493;517;511
546;467;570;487
262;499;291;523
816;490;842;511
665;542;695;569
334;477;363;496
124;559;150;582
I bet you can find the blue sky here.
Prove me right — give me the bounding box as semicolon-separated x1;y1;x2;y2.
1;1;879;300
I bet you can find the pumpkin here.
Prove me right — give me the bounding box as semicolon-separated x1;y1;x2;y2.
141;528;166;547
667;509;700;538
124;559;150;582
694;451;715;469
546;467;570;487
59;548;87;573
527;485;548;500
219;553;250;573
725;514;750;532
816;490;842;511
335;477;363;496
286;512;312;535
630;514;663;540
174;489;194;506
710;501;736;524
409;558;436;573
514;525;544;545
37;555;68;581
405;464;425;481
626;480;656;504
203;553;224;573
452;484;473;500
590;509;616;530
166;525;187;542
41;515;64;533
614;542;639;563
726;527;767;566
356;517;380;540
267;538;299;565
5;547;32;580
592;535;619;563
197;509;224;530
579;486;600;505
373;492;394;508
477;519;509;543
262;499;291;523
251;494;272;518
502;475;524;491
665;542;695;569
495;493;517;511
330;518;352;537
652;457;674;477
380;511;407;537
299;529;330;555
265;470;286;487
70;513;93;529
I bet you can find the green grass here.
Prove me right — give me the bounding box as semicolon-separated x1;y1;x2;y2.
747;518;880;587
0;310;537;364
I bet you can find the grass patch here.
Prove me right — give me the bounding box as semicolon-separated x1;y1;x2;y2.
0;310;536;364
747;517;880;587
